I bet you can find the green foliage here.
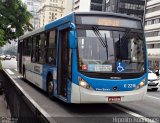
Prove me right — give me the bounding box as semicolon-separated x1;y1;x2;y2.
0;0;33;46
0;29;6;46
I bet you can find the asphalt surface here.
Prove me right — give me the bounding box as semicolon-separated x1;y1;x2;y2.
1;59;160;123
1;58;17;69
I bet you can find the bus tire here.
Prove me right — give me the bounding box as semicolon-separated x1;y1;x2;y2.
47;75;55;99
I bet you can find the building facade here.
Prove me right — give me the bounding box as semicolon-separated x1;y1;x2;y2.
106;0;145;21
38;0;65;27
24;0;41;29
65;0;74;14
144;0;160;69
73;0;90;12
73;0;106;12
72;0;145;21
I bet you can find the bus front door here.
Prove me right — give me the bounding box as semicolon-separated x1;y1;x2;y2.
58;28;70;98
18;42;23;74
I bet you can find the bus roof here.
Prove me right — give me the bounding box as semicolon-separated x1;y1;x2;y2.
19;12;141;40
19;12;74;40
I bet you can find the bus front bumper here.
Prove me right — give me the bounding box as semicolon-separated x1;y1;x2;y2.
71;83;147;103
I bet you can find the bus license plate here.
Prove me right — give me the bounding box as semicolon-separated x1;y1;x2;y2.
108;96;121;102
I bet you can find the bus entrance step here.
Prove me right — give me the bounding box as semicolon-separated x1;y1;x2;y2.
59;95;67;102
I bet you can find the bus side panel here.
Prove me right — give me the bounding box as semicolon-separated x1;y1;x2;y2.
26;70;43;89
24;60;44;89
52;68;58;97
42;64;49;92
70;48;81;103
71;45;79;84
42;65;58;97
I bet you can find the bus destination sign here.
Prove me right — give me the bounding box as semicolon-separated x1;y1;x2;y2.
98;18;120;27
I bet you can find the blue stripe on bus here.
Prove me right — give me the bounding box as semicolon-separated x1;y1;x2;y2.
67;80;72;103
72;49;79;85
42;64;46;91
144;32;148;84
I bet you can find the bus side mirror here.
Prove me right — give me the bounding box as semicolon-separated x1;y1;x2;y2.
69;23;77;49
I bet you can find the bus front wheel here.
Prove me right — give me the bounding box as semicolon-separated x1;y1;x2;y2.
47;76;55;99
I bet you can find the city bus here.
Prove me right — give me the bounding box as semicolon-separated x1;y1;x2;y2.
18;12;148;103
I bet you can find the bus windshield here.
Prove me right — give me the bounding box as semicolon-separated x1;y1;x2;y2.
77;28;145;73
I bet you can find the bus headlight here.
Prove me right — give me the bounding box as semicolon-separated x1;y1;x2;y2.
135;78;146;90
78;77;93;90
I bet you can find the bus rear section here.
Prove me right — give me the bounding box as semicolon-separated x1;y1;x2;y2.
69;13;147;103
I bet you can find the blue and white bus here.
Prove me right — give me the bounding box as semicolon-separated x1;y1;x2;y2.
18;12;147;103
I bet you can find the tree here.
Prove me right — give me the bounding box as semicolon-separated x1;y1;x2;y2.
0;0;33;46
0;29;5;46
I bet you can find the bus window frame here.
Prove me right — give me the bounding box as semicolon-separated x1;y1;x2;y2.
31;34;40;63
45;29;57;65
76;25;147;79
38;32;47;64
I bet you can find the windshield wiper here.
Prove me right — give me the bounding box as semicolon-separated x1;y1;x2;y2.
92;26;108;60
92;26;106;47
104;33;108;60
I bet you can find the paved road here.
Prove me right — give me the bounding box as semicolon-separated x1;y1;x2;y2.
1;58;17;69
2;59;160;123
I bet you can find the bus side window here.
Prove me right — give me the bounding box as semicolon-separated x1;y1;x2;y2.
23;39;27;56
39;33;46;64
23;38;31;56
46;30;57;64
28;37;32;57
32;36;39;63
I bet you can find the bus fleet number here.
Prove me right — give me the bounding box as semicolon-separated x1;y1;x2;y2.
124;84;136;88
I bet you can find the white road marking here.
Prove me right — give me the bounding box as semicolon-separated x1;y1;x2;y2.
18;75;23;78
5;69;15;75
147;95;160;100
12;76;23;79
112;104;158;123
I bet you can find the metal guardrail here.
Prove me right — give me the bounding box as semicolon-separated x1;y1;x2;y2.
0;70;53;123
